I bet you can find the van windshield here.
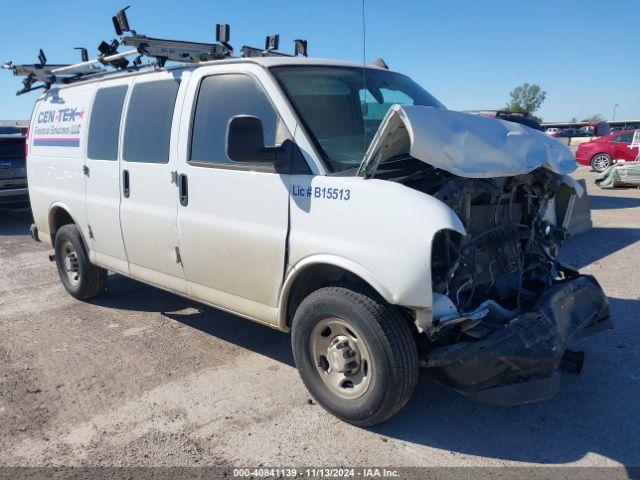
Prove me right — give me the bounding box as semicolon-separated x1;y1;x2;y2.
271;65;444;173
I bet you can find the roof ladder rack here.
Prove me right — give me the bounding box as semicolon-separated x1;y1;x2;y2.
2;47;111;95
114;7;232;66
3;6;310;95
241;35;308;58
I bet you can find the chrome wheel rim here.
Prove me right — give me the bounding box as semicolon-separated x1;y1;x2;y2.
309;318;372;399
593;155;610;171
61;240;80;286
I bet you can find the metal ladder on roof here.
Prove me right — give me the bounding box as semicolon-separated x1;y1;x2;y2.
2;6;308;95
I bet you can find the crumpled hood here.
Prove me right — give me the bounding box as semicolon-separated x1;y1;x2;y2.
359;105;577;178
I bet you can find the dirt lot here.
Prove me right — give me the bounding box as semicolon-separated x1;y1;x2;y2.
0;167;639;471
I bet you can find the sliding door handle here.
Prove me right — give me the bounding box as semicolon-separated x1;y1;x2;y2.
179;173;188;206
122;169;130;198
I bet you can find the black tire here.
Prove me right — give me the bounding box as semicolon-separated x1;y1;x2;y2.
291;286;418;426
591;153;612;173
54;224;107;300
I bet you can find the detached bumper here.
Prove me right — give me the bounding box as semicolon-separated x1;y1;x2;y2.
423;275;611;406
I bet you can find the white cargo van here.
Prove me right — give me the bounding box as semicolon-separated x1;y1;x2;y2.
19;53;611;425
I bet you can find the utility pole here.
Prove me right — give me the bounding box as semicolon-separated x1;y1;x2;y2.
613;103;619;122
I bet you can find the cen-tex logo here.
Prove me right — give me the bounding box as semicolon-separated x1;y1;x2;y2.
37;108;85;124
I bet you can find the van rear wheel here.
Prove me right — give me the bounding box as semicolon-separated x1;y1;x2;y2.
291;286;419;426
54;224;107;300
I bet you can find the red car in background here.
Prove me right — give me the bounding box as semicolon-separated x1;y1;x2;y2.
575;130;639;172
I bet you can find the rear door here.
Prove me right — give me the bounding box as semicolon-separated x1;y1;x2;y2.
118;72;186;293
85;82;129;273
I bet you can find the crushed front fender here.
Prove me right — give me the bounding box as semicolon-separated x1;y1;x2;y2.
423;274;611;406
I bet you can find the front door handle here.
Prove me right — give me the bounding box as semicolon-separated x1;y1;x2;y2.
123;169;130;198
179;173;188;206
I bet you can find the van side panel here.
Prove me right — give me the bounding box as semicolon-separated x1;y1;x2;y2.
118;72;186;293
29;86;95;245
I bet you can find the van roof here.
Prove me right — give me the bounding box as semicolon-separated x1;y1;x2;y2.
44;56;387;93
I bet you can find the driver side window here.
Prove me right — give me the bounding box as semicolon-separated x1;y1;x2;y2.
190;74;289;165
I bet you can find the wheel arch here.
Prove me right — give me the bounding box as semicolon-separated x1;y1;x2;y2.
48;203;85;246
277;255;396;331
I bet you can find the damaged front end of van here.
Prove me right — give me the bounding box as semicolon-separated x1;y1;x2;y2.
361;106;612;405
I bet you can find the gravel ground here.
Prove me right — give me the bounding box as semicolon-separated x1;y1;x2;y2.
0;167;638;472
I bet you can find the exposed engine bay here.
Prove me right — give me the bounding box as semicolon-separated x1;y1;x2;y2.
374;155;611;404
429;169;569;311
419;161;575;339
378;156;575;325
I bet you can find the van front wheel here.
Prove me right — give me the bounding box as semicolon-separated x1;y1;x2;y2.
291;286;419;426
54;224;107;300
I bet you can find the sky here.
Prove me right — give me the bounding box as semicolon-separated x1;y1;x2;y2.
0;0;638;122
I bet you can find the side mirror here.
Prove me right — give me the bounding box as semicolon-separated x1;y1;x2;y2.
226;115;282;164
